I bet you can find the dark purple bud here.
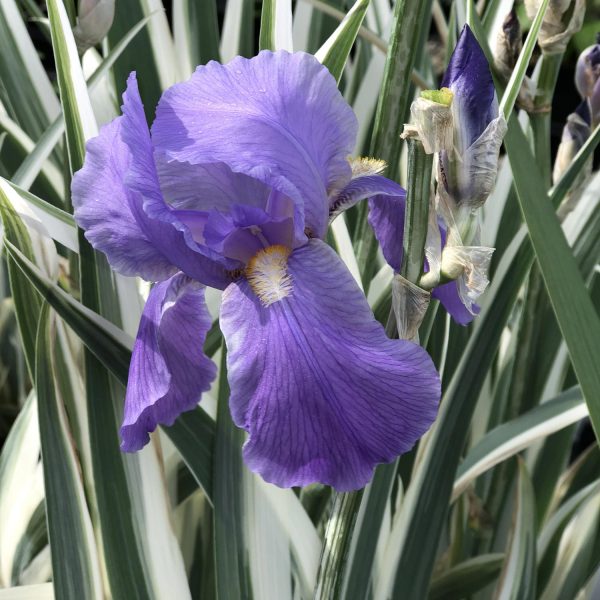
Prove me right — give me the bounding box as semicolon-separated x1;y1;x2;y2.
442;25;496;151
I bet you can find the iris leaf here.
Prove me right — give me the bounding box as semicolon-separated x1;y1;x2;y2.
504;115;600;444
498;0;549;120
213;346;251;599
453;387;586;501
0;0;60;145
35;304;104;600
172;0;220;73
0;190;45;379
493;460;537;600
13;13;154;192
4;239;217;504
315;0;370;84
108;0;178;120
0;178;77;253
538;490;600;599
259;0;293;52
428;553;505;600
0;394;43;587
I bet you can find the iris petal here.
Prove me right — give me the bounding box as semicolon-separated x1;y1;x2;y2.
156;158;271;212
330;174;405;221
368;193;406;273
152;51;358;240
121;273;217;451
72;73;237;289
72;112;177;282
220;239;440;490
432;282;478;326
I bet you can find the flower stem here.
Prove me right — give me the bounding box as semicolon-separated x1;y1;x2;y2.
400;138;432;282
313;490;363;600
387;136;432;338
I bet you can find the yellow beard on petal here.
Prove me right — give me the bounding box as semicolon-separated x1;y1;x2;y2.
246;245;293;306
348;156;387;178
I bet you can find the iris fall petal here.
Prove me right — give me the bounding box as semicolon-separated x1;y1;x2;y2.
220;239;440;490
121;273;216;451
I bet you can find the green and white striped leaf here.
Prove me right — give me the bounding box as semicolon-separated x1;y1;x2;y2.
46;0;97;172
0;584;54;600
3;240;133;382
35;304;103;600
14;13;154;192
220;0;255;61
494;460;537;600
539;491;600;600
315;0;370;83
0;0;60;142
0;179;77;252
453;387;586;500
498;0;549;119
0;394;43;587
172;0;220;77
428;553;505;600
213;347;251;599
505;115;600;444
0;112;62;203
259;0;293;51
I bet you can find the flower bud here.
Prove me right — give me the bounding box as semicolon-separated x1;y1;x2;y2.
438;26;507;212
575;40;600;99
525;0;585;55
494;9;522;80
410;88;454;154
553;101;591;184
73;0;115;55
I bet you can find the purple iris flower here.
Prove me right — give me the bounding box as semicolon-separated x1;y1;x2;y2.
72;51;440;491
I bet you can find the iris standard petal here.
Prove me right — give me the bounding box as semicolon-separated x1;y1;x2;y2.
121;273;216;451
119;73;240;288
156;158;271;212
220;239;440;491
73;73;237;287
72;113;178;281
152;51;358;240
442;25;496;152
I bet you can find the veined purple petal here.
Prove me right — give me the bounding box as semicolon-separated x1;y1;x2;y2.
432;281;478;326
156;158;271;212
72;73;238;288
120;74;241;288
121;273;216;451
330;174;406;221
220;239;440;491
152;51;358;240
442;25;496;153
72;115;177;281
368;193;406;272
